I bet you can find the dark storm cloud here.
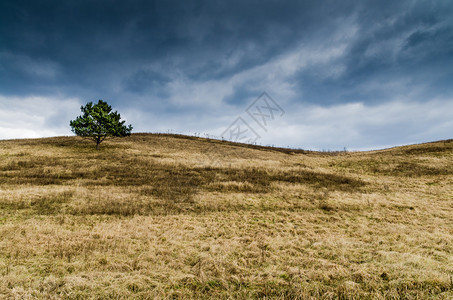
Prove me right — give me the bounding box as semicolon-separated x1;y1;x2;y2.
2;0;452;100
288;0;453;105
0;0;452;148
0;0;354;99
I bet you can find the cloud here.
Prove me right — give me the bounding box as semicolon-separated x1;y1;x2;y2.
0;0;452;149
124;94;453;151
0;92;451;151
257;98;453;150
0;96;81;139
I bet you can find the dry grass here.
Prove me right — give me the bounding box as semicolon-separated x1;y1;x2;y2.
0;133;452;299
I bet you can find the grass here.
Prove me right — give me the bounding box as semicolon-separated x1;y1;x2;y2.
0;133;452;299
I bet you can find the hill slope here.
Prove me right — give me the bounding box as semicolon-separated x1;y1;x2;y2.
1;134;452;299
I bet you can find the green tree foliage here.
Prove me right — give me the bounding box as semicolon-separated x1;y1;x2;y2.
70;100;133;150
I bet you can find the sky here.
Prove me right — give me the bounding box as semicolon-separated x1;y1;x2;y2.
0;0;452;150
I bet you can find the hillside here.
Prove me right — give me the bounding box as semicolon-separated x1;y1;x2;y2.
0;133;452;299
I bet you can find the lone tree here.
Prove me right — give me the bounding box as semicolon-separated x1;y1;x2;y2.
70;100;133;150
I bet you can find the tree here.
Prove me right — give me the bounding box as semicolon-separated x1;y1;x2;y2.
70;100;133;150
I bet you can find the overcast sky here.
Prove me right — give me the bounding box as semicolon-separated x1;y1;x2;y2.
1;0;452;150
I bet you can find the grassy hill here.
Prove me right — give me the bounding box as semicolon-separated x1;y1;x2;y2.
0;133;452;299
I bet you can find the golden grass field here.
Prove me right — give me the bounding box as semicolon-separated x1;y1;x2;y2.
0;133;452;299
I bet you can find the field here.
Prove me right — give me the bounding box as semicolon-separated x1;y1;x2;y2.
0;133;452;299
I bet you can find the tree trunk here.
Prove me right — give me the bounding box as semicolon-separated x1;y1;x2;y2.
96;142;100;150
